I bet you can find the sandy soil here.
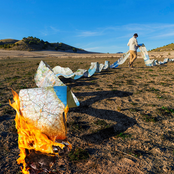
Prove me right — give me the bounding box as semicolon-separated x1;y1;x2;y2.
0;49;123;60
0;49;174;59
0;50;174;174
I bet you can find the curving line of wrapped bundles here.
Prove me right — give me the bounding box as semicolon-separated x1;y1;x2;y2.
50;44;174;80
53;60;110;80
139;45;174;66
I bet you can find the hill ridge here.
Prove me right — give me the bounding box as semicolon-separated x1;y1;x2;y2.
150;43;174;52
0;36;86;52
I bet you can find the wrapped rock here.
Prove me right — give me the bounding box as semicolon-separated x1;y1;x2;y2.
19;86;68;140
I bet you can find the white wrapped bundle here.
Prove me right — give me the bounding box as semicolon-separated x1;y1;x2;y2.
19;86;68;140
53;66;75;78
90;62;99;73
35;61;64;87
34;61;79;108
99;63;104;72
103;61;110;70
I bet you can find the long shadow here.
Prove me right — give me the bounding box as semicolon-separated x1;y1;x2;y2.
94;71;114;76
70;90;137;144
73;90;133;106
61;77;100;88
0;114;14;122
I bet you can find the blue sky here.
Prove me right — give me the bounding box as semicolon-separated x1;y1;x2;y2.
1;0;174;53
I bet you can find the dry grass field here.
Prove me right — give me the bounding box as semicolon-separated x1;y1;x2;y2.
0;50;174;174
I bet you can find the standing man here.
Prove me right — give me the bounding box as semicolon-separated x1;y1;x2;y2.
127;33;140;69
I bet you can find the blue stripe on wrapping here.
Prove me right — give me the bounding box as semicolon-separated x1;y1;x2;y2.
139;43;144;46
73;74;84;80
53;86;67;106
56;73;74;78
75;99;80;107
88;67;96;77
110;62;119;68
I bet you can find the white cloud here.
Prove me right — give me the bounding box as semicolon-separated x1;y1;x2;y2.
85;45;124;52
50;26;59;33
80;23;174;37
77;31;102;37
153;31;174;38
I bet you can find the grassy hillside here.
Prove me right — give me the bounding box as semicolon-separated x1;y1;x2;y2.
150;43;174;52
0;39;19;44
0;36;85;52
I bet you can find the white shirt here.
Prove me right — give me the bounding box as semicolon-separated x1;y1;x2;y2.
127;37;138;51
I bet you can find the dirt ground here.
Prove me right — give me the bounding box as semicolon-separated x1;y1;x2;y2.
0;50;174;174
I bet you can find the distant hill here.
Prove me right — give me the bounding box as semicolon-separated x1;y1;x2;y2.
0;39;19;44
150;43;174;52
0;36;86;52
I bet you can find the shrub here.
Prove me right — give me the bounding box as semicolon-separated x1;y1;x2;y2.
73;48;77;52
116;132;132;140
68;147;89;162
3;44;7;48
23;36;42;45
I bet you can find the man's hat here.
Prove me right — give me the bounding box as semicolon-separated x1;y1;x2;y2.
134;33;138;37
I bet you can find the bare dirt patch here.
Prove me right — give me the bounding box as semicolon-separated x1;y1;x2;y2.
0;53;174;174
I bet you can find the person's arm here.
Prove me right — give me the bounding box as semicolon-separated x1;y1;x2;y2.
135;38;139;47
134;38;141;47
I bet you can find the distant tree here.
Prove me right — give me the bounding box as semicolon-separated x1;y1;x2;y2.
29;41;34;45
6;45;11;48
37;40;41;44
73;48;77;52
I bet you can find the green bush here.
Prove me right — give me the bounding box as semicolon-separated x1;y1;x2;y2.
68;147;89;162
23;36;41;45
73;48;77;52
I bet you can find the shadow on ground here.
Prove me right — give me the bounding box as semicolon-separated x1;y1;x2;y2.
70;90;137;144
